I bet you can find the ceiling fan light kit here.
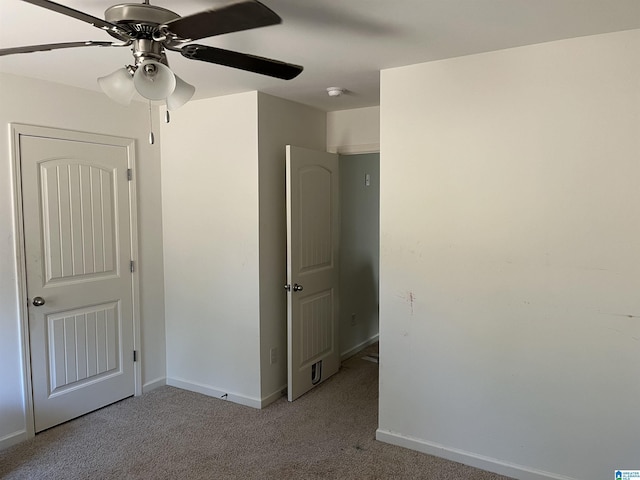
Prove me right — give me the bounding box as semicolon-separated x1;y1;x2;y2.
1;0;304;111
97;67;136;105
167;75;196;111
133;61;177;100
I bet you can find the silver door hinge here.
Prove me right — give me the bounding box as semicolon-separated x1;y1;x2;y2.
130;260;135;273
127;168;132;181
133;350;138;362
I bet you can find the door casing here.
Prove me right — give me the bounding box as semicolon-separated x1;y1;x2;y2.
10;123;142;438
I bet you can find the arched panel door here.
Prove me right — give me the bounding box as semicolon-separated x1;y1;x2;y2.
286;145;340;401
19;131;136;432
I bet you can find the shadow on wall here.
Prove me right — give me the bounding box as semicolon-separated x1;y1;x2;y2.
340;257;379;356
355;261;379;327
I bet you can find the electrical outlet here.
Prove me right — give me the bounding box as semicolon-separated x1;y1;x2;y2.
351;313;357;326
270;347;278;365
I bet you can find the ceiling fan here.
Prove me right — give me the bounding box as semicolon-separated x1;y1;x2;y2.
0;0;304;110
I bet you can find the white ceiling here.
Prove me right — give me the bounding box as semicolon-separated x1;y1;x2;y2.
1;0;639;112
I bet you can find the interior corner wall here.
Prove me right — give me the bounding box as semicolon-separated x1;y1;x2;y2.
256;92;326;405
0;73;166;448
161;91;262;406
378;29;640;480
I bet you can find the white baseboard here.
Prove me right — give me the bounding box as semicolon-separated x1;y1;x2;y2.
166;377;262;409
142;377;166;394
260;384;287;408
0;430;28;451
341;333;379;361
376;429;578;480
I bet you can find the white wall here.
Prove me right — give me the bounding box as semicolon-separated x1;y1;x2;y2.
257;93;326;403
162;92;326;407
327;106;380;154
0;73;166;448
161;92;263;406
377;30;640;480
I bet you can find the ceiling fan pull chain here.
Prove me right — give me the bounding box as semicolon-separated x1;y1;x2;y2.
148;101;155;145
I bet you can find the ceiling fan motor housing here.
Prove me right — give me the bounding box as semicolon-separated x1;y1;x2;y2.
104;4;181;66
105;4;180;29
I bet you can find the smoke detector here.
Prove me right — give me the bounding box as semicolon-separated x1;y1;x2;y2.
326;87;345;97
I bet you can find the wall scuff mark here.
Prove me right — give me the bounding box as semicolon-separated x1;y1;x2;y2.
407;291;415;315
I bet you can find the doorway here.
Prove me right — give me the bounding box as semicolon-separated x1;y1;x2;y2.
338;153;380;359
285;149;380;401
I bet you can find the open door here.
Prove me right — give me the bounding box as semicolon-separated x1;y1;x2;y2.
286;145;340;401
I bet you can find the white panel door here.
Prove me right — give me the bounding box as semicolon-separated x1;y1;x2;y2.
286;145;340;401
20;133;135;432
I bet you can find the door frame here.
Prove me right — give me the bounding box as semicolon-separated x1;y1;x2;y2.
10;123;142;439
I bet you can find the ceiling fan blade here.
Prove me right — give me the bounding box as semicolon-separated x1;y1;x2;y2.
21;0;129;40
0;41;124;57
164;0;281;41
180;44;302;80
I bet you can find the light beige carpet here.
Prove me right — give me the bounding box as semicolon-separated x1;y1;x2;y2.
0;344;513;479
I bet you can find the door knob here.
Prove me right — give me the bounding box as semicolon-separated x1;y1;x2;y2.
293;284;303;292
32;296;45;307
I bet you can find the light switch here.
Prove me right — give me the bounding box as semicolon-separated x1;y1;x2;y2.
365;173;371;186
